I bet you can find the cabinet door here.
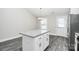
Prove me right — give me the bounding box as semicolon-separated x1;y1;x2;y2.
34;33;49;51
45;33;49;45
43;33;49;50
35;36;42;51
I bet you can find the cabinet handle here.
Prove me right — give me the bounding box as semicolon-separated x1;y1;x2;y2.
46;38;48;41
47;34;49;35
39;37;41;39
39;43;41;47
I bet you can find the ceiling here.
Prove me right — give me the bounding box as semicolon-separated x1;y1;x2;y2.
26;8;70;17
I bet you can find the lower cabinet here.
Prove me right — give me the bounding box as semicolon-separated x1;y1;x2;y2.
43;33;49;50
23;33;49;51
35;36;42;51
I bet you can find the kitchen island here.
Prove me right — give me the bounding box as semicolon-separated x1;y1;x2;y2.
20;29;49;51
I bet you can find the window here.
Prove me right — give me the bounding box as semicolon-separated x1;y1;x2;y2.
57;17;65;27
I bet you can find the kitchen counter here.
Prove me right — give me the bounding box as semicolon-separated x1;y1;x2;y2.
20;29;49;38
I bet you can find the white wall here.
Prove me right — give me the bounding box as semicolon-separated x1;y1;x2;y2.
46;14;56;35
46;13;68;37
0;8;37;40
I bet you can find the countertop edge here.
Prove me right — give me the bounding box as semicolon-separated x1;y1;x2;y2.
20;31;49;38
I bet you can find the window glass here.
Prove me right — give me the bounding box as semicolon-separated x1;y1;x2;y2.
57;17;65;27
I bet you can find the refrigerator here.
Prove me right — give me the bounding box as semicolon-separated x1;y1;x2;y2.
69;14;79;50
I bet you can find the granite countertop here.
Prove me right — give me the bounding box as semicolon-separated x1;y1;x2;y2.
20;29;49;38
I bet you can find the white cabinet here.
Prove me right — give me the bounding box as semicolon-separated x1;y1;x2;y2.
42;33;49;50
35;36;43;51
21;31;49;51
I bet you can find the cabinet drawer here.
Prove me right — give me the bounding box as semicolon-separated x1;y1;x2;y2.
35;36;43;40
43;33;49;39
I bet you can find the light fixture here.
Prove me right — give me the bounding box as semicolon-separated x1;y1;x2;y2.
40;8;42;17
40;8;42;10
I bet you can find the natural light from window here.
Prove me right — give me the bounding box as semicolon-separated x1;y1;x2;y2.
57;17;65;27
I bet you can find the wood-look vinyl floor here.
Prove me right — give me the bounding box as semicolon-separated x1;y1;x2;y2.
46;35;69;51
